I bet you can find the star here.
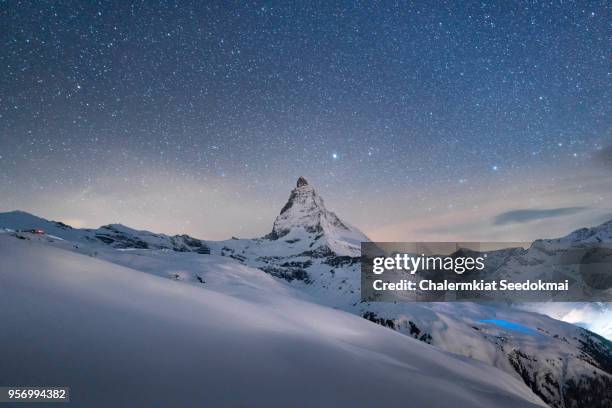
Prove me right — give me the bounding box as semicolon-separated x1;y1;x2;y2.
0;1;608;242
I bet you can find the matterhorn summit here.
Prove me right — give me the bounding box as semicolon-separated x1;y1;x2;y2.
267;177;368;257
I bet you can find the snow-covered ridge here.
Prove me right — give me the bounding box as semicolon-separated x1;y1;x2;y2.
0;210;211;253
546;218;612;244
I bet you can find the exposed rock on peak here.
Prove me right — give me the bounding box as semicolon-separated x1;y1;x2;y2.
296;176;309;187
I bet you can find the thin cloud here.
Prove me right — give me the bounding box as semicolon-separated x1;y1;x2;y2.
493;207;588;225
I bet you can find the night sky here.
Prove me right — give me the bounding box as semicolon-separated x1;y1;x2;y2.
1;1;610;241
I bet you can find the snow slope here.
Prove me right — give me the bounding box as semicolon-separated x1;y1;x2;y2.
0;235;545;408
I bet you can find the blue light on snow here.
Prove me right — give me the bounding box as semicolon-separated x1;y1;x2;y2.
478;319;541;336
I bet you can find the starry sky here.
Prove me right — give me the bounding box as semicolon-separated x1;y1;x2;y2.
1;1;610;241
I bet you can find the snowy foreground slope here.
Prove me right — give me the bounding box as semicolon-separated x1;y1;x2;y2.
0;236;545;408
0;178;611;407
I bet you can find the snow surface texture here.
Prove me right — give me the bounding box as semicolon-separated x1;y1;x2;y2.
0;236;545;408
0;177;611;408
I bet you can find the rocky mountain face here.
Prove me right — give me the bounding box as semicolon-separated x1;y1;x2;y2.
1;178;610;408
265;176;368;255
268;177;354;239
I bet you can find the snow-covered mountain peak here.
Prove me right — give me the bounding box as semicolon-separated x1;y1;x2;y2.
272;177;349;237
550;218;612;243
277;176;320;219
266;177;368;256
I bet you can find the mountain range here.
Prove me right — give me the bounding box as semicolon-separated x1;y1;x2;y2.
0;177;610;408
